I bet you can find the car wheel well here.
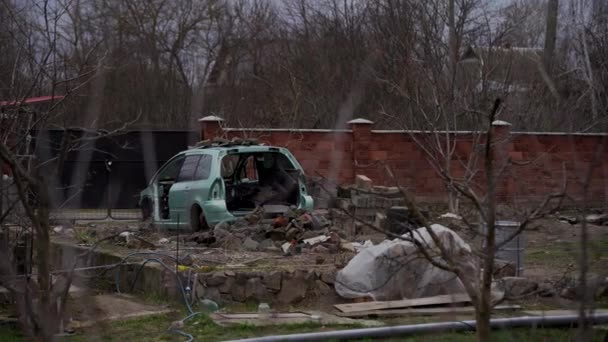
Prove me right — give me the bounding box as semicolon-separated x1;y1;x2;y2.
141;197;152;220
190;204;208;232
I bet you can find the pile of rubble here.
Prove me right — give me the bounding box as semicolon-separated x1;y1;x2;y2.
187;206;356;255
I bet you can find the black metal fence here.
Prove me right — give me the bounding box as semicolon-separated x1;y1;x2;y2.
34;129;198;220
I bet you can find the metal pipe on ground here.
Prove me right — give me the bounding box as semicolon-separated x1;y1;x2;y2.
225;314;608;342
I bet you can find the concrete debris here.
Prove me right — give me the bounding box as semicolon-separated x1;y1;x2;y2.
281;242;296;256
188;231;217;245
355;174;373;191
320;271;336;285
439;213;462;220
178;254;193;267
559;273;608;300
383;206;429;236
500;277;538;297
339;241;356;252
537;282;557;297
119;231;131;238
243;237;260;251
494;259;516;278
303;235;330;246
560;287;576;300
585;213;608;225
258;239;275;250
181;207;339;255
125;238;142;249
311;245;329;253
351;240;374;252
558;215;578;224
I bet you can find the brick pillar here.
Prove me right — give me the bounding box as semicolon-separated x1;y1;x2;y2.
348;118;374;183
198;115;224;141
491;120;513;201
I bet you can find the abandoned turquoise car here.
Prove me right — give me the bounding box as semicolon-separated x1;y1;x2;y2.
139;142;314;231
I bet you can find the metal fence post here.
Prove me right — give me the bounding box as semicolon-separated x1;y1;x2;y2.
106;159;112;219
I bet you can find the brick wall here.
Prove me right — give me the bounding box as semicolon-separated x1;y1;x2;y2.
199;116;608;205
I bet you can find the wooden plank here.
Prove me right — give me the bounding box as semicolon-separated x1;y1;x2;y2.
212;313;310;320
334;293;472;313
336;305;522;318
210;312;315;327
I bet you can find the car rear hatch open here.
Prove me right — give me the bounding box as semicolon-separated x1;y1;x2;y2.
221;150;304;217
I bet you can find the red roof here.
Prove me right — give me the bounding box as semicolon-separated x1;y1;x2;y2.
0;95;65;107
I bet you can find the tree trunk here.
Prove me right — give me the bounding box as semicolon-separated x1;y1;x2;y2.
476;101;500;342
543;0;559;71
475;300;492;342
578;192;590;341
35;174;56;340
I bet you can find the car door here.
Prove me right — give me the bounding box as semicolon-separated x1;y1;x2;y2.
153;155;185;220
190;154;213;203
168;155;200;224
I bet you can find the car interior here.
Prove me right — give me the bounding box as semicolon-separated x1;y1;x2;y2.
222;152;301;212
156;156;185;219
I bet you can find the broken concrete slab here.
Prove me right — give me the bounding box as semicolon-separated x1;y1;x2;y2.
585;214;608;225
500;277;538;297
258;239;275;250
355;175;373;191
303;235;330;246
494;259;516;278
243;237;260;251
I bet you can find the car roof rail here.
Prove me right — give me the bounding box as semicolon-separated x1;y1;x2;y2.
190;137;261;149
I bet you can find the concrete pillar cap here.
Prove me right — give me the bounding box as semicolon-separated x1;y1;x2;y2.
491;120;511;126
198;115;224;122
347;118;374;125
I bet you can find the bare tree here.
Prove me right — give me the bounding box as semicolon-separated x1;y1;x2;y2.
0;0;138;338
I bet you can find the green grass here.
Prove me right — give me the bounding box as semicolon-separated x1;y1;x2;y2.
2;312;607;342
526;241;575;267
0;325;23;342
49;311;608;342
526;237;608;272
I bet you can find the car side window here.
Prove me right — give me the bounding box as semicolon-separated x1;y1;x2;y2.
177;155;200;182
158;156;185;182
194;154;212;180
